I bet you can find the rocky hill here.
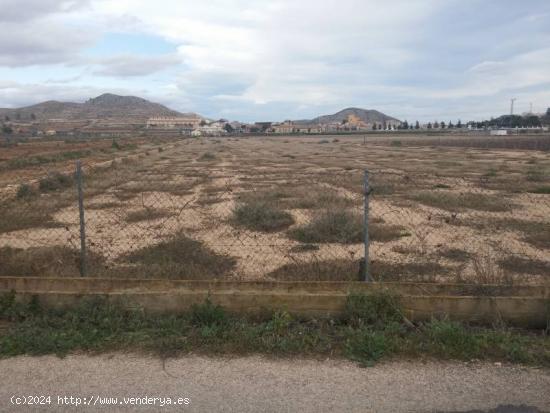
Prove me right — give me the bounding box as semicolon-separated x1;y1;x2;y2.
296;107;401;125
0;93;191;123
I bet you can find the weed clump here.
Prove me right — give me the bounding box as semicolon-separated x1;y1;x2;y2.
191;298;228;327
344;292;402;328
16;184;37;199
198;152;216;161
231;200;294;232
122;232;236;279
288;210;362;244
38;172;73;193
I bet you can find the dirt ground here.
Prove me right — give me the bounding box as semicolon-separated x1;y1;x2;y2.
0;134;549;282
1;355;549;412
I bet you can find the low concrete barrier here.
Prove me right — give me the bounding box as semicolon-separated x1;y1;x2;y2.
1;277;548;328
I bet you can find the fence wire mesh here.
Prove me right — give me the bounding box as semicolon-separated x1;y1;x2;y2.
0;149;548;284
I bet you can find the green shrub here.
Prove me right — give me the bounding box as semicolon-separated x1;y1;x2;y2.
191;298;228;328
345;292;402;328
423;319;486;359
345;329;394;366
530;186;550;194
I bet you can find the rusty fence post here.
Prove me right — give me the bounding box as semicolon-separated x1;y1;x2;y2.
364;169;371;282
76;160;87;277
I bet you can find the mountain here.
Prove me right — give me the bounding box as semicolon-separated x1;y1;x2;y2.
0;93;195;123
296;107;401;125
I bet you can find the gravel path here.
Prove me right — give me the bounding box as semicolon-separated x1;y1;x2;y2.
1;355;549;412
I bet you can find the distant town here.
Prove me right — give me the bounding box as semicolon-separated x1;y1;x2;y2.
1;93;549;139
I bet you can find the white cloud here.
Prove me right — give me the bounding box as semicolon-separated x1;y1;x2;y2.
93;54;180;77
0;0;549;121
0;0;90;22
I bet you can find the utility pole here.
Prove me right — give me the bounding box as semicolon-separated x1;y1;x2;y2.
510;98;516;116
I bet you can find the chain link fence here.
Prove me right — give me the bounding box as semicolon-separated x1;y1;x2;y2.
0;153;548;284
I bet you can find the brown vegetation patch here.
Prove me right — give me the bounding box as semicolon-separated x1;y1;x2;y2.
498;256;550;276
288;210;362;244
411;191;515;212
230;199;294;233
0;246;105;277
268;259;359;281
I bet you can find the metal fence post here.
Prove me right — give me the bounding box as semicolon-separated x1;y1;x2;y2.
363;169;371;282
76;160;87;277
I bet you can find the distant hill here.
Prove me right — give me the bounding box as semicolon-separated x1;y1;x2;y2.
295;107;401;125
0;93;197;123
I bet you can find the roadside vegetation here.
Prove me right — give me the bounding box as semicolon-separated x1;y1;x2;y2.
0;292;548;367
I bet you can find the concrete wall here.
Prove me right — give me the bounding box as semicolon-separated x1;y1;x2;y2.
1;277;548;328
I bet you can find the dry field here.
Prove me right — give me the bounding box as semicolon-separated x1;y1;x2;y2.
0;134;549;284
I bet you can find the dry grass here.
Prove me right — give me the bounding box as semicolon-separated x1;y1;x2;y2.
125;208;175;223
121;232;236;279
369;260;448;282
411;191;515;212
0;246;105;277
0;194;73;233
369;221;410;243
197;152;217;161
1;134;548;284
230;199;294;232
439;248;471;262
498;256;550;276
288;210;362;244
268;259;359;281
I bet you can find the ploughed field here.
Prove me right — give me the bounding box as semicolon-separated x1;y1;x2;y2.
0;134;549;284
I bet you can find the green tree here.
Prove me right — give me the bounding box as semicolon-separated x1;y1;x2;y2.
457;119;462;128
415;121;420;129
402;120;409;129
427;122;432;129
30;113;36;121
224;123;234;133
440;121;445;129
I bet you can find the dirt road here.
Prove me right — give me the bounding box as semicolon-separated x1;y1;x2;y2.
0;355;548;412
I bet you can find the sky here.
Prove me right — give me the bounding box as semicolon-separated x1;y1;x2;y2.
0;0;549;122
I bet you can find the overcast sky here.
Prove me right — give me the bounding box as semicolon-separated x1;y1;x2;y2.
0;0;549;122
